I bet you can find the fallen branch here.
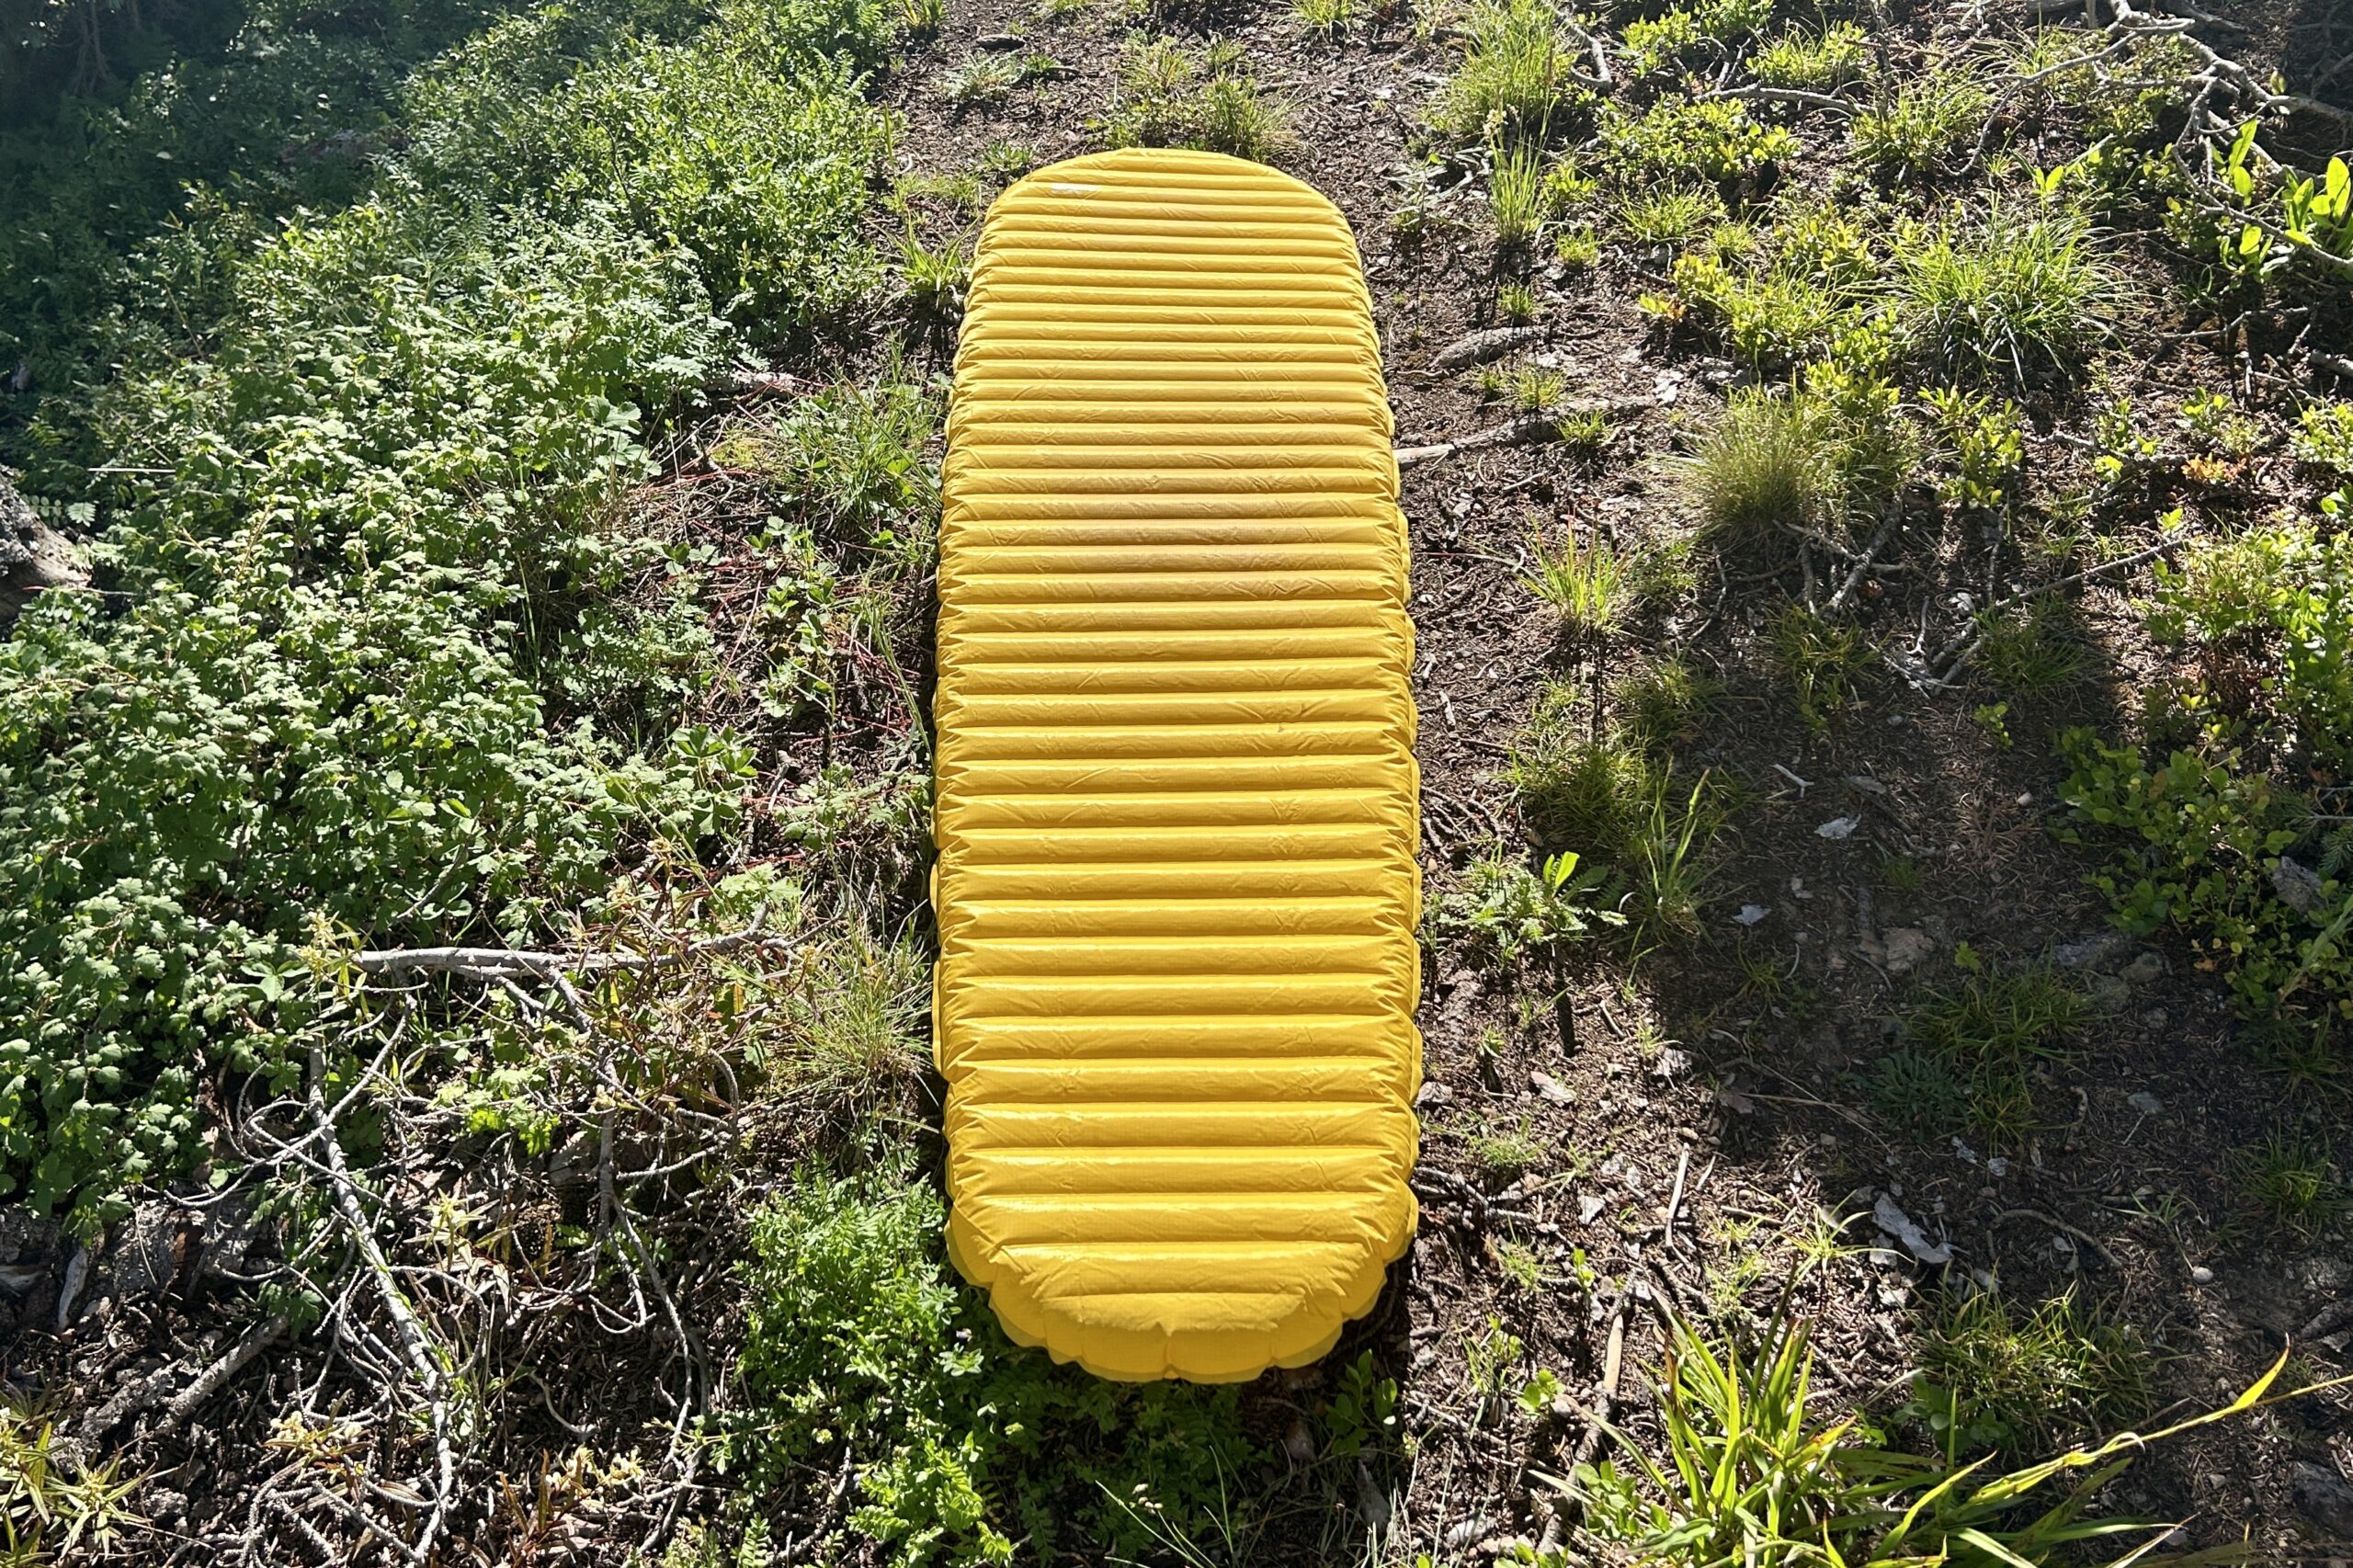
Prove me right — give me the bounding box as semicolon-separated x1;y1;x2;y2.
354;916;784;980
1397;399;1654;469
158;1312;292;1435
1429;324;1541;371
1699;84;1858;113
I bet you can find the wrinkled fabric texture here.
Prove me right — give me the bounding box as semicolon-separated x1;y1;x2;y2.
932;149;1422;1382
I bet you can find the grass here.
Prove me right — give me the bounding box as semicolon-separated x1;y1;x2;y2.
1910;1290;2154;1457
1099;37;1290;161
1507;686;1654;851
1975;597;2088;696
1293;0;1356;31
1619;186;1726;244
1507;364;1565;412
1561;1310;2317;1568
1469;1118;1549;1175
1853;67;1991;171
1523;524;1633;637
893;0;946;38
1491;142;1547;244
1629;770;1720;949
1869;1048;1971;1133
1892;205;2124;386
1683;389;1837;540
2236;1134;2348;1239
1614;653;1718;752
1432;0;1587;142
1753;22;1866;89
1553;224;1600;269
1897;968;2091;1147
1771;605;1871;733
897;230;970;318
1495;280;1540;324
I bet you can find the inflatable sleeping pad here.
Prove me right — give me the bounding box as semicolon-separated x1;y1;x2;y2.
934;148;1422;1382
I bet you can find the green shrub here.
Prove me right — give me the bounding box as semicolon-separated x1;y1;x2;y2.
715;1164;1284;1566
1752;23;1866;89
1597;97;1794;186
401;0;896;329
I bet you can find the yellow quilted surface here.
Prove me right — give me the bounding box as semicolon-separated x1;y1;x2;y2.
933;149;1422;1382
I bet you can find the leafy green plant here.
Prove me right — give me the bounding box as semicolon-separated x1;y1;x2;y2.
1598;97;1794;186
1553;224;1600;268
1619;185;1727;244
943;51;1026;108
1432;846;1622;968
900;230;971;317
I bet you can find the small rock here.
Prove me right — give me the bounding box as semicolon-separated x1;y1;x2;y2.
2141;1007;2169;1028
2088;972;2132;1012
1733;903;1771;926
1577;1195;1607;1225
1415;1081;1453;1108
2120;950;2166;987
2274;857;2328;915
1282;1420;1316;1464
1649;1048;1690;1081
55;1244;92;1330
2292;1461;2353;1536
1872;1192;1953;1265
1880;926;1934;976
1529;1071;1574;1105
2128;1091;2164;1117
2190;1265;2213;1285
973;30;1025;47
1816;816;1859;840
1986;1156;2009;1176
2053;929;2136;971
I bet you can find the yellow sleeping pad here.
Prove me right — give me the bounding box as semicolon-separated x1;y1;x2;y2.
933;148;1422;1382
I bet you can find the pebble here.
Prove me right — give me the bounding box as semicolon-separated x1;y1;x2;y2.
2190;1265;2214;1285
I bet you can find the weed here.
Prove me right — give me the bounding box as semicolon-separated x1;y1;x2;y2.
1752;22;1866;89
1545;155;1597;210
891;168;984;216
1891;205;2124;386
943;51;1025;108
1853;67;1990;171
1522;524;1631;636
894;0;947;38
1493;1235;1545;1290
1975;597;2087;696
1469;1119;1546;1174
1508;365;1566;413
1771;605;1870;733
1907;1290;2154;1457
0;1400;141;1561
1432;0;1591;142
1620;7;1698;75
1491;141;1548;244
1462;1320;1525;1416
2236;1134;2347;1239
1324;1353;1400;1457
1099;37;1290;161
1552;1312;2335;1568
1477;363;1510;402
1972;701;2014;748
1433;846;1622;968
1614;654;1717;752
1869;1047;1970;1132
1496;279;1541;324
1877;851;1925;893
1508;687;1656;850
1293;0;1356;32
1619;185;1726;244
1036;0;1096;17
976;140;1037;181
897;230;970;319
1553;224;1600;269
